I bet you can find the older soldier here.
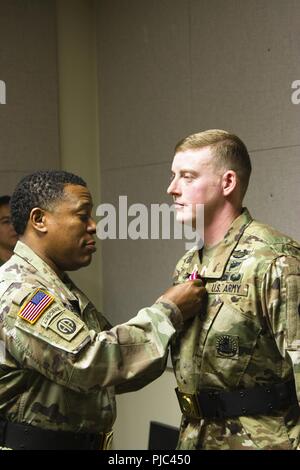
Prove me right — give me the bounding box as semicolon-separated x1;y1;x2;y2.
0;170;206;450
0;195;18;265
167;129;300;450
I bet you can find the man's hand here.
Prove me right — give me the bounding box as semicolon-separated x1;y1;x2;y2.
157;280;207;322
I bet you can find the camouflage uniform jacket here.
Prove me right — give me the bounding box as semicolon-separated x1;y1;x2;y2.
0;241;181;434
172;208;300;450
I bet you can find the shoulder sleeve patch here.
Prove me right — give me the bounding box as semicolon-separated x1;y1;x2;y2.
15;304;91;354
12;286;34;306
17;288;54;324
47;312;84;341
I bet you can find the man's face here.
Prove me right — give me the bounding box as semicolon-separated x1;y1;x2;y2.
167;146;224;227
0;204;18;251
44;184;97;272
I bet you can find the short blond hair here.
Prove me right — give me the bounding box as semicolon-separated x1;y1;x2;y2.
175;129;252;199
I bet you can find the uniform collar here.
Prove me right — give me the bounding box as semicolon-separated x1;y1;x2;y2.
13;240;80;304
201;207;253;279
14;240;59;277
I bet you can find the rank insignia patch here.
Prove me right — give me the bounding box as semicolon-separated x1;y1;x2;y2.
18;289;55;324
216;335;239;358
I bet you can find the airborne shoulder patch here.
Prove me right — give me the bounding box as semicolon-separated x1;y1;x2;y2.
48;312;84;341
18;289;55;324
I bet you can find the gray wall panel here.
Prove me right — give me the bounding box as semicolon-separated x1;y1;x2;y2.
101;163;186;324
97;0;191;170
245;146;300;240
190;0;300;149
0;170;33;196
0;0;60;184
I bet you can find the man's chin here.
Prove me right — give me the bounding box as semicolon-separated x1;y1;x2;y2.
65;256;93;271
176;215;195;226
80;255;93;267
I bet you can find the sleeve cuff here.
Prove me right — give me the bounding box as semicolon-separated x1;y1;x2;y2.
154;298;184;331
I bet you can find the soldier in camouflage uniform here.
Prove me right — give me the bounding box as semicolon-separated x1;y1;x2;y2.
0;170;206;450
167;129;300;450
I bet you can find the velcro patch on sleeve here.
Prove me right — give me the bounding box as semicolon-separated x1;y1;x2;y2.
48;312;84;341
18;289;54;324
12;286;34;306
40;303;65;329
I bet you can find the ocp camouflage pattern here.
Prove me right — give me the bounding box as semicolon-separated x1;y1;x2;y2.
171;208;300;450
0;241;178;436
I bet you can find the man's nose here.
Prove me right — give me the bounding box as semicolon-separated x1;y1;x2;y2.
167;178;180;195
87;217;97;233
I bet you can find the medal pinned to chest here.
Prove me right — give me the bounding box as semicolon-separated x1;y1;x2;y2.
188;264;206;285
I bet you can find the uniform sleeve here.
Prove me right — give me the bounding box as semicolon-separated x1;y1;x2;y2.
261;256;300;400
2;286;180;394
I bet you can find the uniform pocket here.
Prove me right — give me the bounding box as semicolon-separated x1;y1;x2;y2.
239;415;294;449
200;301;261;388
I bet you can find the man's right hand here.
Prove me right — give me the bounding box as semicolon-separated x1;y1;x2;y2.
157;280;207;322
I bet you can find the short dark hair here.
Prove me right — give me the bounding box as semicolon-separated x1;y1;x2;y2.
175;129;252;200
11;170;87;234
0;195;11;208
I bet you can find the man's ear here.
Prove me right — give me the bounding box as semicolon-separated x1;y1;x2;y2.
29;207;48;233
222;170;237;197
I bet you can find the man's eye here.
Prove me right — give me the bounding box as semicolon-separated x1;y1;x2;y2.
79;214;89;222
169;174;175;182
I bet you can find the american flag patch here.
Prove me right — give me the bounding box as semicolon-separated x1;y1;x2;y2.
18;289;54;324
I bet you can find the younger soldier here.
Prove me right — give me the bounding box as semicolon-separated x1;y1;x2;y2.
168;129;300;450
